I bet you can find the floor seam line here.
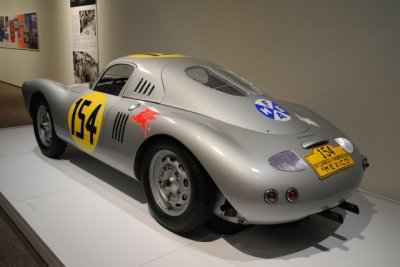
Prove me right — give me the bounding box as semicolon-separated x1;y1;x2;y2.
14;183;96;203
137;241;196;266
0;151;34;158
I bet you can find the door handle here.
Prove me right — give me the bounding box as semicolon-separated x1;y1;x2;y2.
128;103;140;111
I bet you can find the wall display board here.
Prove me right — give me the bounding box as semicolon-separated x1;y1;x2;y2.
70;0;99;83
0;12;39;50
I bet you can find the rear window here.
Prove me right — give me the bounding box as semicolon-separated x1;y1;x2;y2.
185;65;263;96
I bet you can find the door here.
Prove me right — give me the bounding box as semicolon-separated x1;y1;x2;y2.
90;63;142;177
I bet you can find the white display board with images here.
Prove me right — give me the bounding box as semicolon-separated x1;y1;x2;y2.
71;0;99;83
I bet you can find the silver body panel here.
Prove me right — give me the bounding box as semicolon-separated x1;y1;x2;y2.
22;55;365;224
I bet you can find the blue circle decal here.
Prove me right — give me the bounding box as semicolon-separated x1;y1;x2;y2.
255;99;291;121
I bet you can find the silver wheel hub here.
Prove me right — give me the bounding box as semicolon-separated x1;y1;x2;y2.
149;150;191;216
37;105;52;147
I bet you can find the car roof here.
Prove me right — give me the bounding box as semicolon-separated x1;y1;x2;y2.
109;53;199;66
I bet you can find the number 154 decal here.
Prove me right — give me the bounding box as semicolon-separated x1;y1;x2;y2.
67;92;106;152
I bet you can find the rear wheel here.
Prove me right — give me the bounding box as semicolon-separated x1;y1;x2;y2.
142;140;216;233
32;98;66;158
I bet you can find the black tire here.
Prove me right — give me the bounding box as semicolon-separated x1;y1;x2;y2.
142;140;216;234
32;98;66;158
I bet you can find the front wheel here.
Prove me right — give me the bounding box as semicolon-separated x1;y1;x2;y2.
142;140;216;233
32;98;66;158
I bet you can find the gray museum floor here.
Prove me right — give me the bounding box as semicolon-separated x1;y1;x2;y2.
0;125;399;266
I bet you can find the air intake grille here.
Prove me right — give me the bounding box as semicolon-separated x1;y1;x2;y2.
185;66;248;96
134;78;155;96
112;112;129;143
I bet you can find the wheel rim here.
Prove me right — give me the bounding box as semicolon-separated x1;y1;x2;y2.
149;150;191;216
36;105;53;147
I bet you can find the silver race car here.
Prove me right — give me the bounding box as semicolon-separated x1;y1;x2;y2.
22;53;368;233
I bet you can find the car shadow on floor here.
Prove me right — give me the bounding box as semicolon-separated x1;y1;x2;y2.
48;145;147;204
33;145;376;260
189;192;375;260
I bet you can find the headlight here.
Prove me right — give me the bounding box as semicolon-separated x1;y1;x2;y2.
268;150;307;171
334;137;354;153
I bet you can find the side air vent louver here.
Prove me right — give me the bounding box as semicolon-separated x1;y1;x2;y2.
112;112;129;143
134;78;155;96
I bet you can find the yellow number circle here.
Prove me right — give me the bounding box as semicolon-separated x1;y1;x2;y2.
67;92;106;152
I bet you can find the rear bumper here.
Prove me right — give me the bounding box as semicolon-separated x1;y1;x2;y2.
240;187;357;224
217;155;364;225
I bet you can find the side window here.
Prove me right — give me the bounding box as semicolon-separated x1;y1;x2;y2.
93;64;134;96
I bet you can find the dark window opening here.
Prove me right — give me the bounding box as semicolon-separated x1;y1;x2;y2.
93;64;134;96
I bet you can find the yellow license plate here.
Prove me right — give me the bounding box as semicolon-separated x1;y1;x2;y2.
304;144;355;180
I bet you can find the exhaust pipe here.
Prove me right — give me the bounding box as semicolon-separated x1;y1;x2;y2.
318;201;360;224
362;155;370;170
338;201;360;214
318;210;344;224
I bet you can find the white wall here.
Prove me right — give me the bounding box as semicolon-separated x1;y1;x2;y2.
1;0;399;202
0;0;74;85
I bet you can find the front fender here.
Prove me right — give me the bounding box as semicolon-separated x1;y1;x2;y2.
22;79;91;142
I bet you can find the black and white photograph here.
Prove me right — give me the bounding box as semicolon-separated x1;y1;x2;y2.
79;9;96;36
73;51;98;83
70;0;96;8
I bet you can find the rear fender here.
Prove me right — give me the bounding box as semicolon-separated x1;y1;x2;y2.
135;110;249;201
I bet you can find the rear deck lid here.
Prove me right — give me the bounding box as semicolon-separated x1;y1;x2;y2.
161;59;310;135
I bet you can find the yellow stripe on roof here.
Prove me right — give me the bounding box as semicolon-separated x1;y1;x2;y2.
129;53;187;59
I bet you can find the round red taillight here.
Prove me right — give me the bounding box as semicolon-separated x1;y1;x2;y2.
286;187;298;202
264;189;279;204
